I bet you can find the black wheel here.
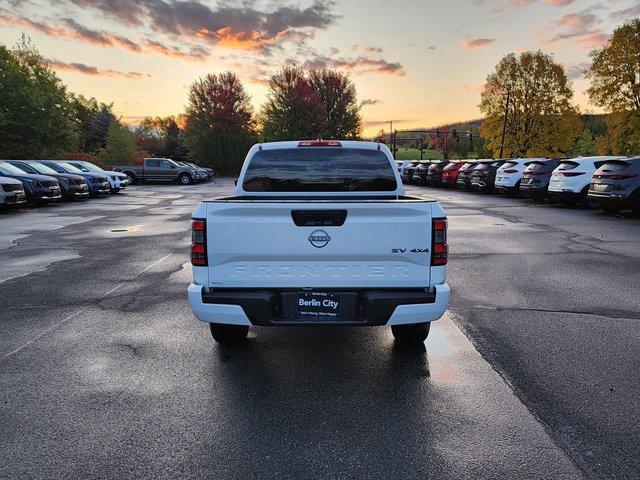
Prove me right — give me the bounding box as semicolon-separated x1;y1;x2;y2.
178;173;193;185
391;323;431;344
209;323;248;343
632;196;640;216
123;172;137;184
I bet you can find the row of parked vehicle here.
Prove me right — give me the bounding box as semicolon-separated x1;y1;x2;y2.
0;157;216;210
0;159;132;208
398;156;640;214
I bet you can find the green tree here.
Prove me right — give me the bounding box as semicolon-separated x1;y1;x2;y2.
69;94;115;152
308;68;361;139
184;72;256;174
597;111;640;155
479;51;581;158
571;128;599;156
587;19;640;154
102;121;135;166
261;66;327;141
0;36;76;158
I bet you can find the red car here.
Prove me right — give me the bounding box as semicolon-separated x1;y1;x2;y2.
442;161;464;188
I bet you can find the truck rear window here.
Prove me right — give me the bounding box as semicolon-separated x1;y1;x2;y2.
242;148;397;192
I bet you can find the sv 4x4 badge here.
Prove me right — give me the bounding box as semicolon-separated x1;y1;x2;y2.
391;248;430;253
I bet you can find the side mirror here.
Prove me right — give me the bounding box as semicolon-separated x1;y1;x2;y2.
170;164;176;169
234;179;238;186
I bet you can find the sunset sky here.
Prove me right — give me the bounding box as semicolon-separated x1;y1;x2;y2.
1;0;636;135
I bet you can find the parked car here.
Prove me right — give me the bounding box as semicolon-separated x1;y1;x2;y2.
456;161;480;190
5;160;89;200
547;157;625;207
396;160;412;177
176;162;203;183
519;159;562;200
412;162;432;185
470;160;505;193
63;160;129;192
113;158;199;185
401;161;421;184
36;160;111;196
185;162;214;180
0;161;61;204
0;176;27;208
588;158;640;214
188;140;450;344
495;158;543;196
425;160;450;187
441;161;464;188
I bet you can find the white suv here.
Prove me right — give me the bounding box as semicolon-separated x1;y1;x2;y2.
548;156;625;206
495;158;544;195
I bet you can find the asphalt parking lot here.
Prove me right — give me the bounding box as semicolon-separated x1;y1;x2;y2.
1;179;639;479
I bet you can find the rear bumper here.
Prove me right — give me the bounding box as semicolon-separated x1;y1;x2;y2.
547;190;582;202
519;185;547;198
587;192;630;207
188;283;450;327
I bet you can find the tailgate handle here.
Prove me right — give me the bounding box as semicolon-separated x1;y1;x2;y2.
291;210;347;227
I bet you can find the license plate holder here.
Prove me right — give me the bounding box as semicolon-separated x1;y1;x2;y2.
281;291;357;322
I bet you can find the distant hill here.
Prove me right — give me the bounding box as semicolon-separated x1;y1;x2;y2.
394;114;606;140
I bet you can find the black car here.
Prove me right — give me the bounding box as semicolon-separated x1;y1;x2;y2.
470;160;505;192
456;162;479;190
0;161;62;204
6;160;90;200
401;161;421;184
37;161;111;196
588;158;640;214
412;162;432;185
519;159;561;200
425;160;450;187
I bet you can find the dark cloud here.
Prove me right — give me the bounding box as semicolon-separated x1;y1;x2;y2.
302;54;405;76
460;37;496;49
610;3;640;20
65;0;338;51
61;17;142;52
45;58;151;79
360;99;381;107
565;62;589;79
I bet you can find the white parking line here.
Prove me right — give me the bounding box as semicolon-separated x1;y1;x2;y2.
0;253;173;362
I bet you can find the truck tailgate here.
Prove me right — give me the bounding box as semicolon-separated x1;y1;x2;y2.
204;201;433;288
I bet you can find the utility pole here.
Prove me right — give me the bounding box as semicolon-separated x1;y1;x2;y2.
499;90;511;159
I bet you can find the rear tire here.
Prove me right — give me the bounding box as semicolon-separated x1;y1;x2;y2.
391;323;431;344
209;323;248;343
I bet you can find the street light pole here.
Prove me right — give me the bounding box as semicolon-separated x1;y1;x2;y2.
499;90;511;159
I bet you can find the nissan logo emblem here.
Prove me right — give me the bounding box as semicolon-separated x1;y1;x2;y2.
308;229;331;248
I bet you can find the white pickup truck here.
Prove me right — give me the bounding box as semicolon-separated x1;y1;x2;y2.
188;140;450;344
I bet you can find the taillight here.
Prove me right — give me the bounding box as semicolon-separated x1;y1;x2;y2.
560;172;585;177
502;169;518;173
191;219;207;266
431;218;448;266
595;173;638;180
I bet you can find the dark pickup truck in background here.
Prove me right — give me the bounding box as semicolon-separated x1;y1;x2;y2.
113;158;200;185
